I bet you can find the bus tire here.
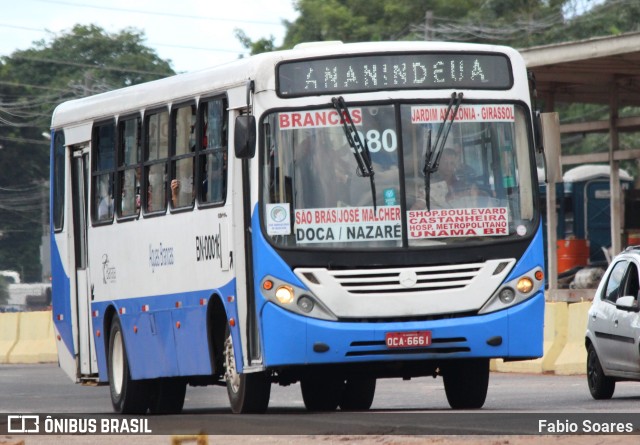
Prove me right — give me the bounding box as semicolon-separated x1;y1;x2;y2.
149;378;187;414
442;358;489;409
300;375;343;411
108;316;151;414
224;327;271;413
587;344;615;400
339;378;376;411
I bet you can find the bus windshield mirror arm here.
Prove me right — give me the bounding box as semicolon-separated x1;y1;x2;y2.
331;96;377;212
422;92;463;211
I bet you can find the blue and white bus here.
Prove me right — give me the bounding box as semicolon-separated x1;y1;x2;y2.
50;41;546;414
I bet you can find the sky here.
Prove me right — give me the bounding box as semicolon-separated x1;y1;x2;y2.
0;0;299;73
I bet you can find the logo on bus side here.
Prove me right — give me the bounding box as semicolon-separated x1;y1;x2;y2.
101;254;117;284
149;243;175;273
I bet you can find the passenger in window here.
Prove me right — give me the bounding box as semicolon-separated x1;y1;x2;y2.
147;165;167;212
170;176;195;207
97;179;114;220
121;168;141;216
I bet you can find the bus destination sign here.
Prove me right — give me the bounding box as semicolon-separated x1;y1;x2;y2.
277;53;512;97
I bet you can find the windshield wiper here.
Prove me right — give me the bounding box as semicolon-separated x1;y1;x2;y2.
422;92;463;211
331;96;377;212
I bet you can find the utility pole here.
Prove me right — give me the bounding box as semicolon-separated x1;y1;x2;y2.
424;11;433;41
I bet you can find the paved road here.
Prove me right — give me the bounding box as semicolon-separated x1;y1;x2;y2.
1;364;640;435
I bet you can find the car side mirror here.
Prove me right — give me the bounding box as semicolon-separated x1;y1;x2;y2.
615;296;640;312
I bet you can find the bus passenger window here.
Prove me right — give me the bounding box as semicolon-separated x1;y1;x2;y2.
95;174;114;220
200;152;226;203
118;116;141;218
144;110;169;213
198;98;227;206
170;104;196;209
146;163;167;212
92;121;115;223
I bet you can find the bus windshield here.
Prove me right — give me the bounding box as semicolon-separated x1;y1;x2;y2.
262;102;537;249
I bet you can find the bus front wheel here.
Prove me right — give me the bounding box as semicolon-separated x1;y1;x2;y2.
442;358;489;409
300;375;344;411
339;378;376;410
223;327;271;413
108;316;151;414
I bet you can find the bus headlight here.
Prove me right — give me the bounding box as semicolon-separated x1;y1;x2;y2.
498;287;516;304
275;285;294;304
516;277;534;294
479;267;544;314
261;276;337;321
297;295;315;313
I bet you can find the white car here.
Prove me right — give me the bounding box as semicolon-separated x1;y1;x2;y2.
586;246;640;399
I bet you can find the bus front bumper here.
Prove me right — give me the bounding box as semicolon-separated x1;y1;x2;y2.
260;291;544;367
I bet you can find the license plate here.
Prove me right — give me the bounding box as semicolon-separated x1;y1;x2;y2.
385;331;432;349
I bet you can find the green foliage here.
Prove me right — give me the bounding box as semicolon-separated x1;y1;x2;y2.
237;0;639;51
280;0;477;47
0;25;175;282
235;29;276;56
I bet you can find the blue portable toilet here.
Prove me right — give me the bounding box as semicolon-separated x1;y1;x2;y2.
539;165;634;275
562;165;633;265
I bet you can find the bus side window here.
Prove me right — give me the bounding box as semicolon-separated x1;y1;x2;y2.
52;131;66;231
144;110;169;213
92;121;115;223
117;116;142;218
170;104;196;209
198;97;228;206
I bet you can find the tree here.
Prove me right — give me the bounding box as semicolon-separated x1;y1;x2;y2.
235;29;276;57
0;25;175;282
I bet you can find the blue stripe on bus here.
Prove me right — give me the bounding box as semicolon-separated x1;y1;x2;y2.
91;278;238;381
50;239;74;357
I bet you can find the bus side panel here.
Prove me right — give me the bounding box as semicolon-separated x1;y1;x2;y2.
92;285;236;381
171;305;211;375
50;238;75;362
507;290;544;357
92;301;181;381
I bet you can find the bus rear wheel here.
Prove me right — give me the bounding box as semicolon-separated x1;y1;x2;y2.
223;327;271;413
442;358;489;409
149;378;187;414
108;316;151;414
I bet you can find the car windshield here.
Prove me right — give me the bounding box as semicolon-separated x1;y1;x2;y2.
261;102;537;249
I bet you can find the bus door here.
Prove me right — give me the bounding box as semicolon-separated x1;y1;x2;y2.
70;145;98;377
228;86;262;371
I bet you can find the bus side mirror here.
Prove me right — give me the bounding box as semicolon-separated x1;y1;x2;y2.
234;115;256;159
533;110;543;153
540;112;562;184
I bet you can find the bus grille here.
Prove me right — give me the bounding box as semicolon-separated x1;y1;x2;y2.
325;263;483;294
